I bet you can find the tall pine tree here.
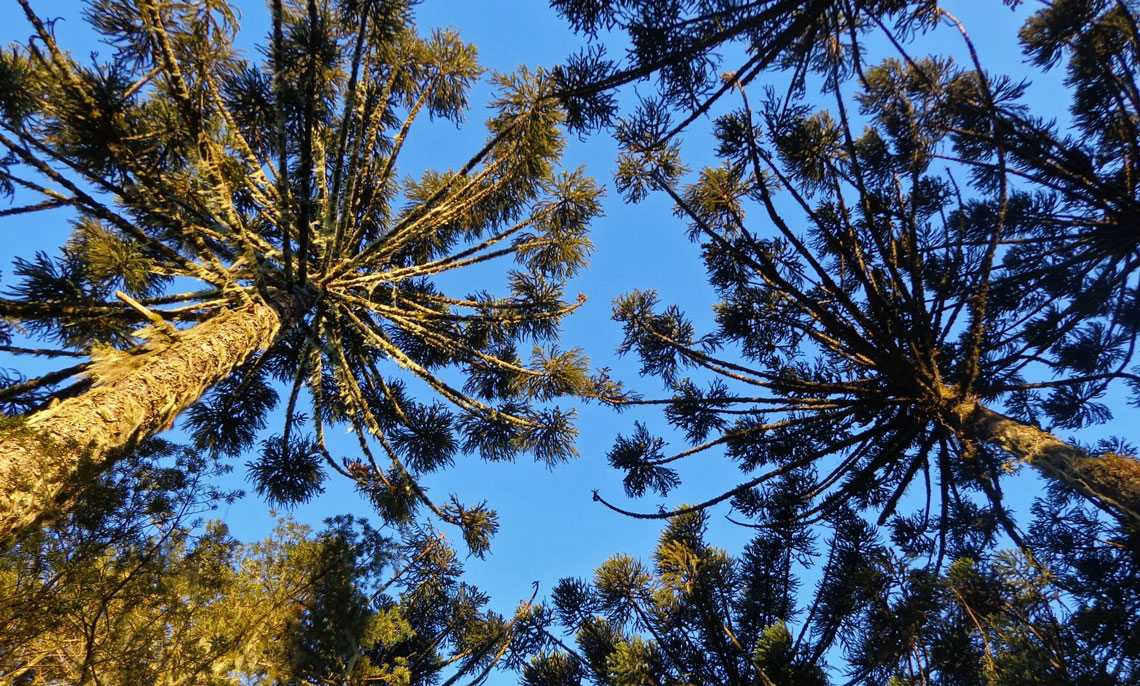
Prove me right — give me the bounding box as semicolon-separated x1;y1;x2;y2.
0;0;612;543
536;2;1140;678
561;0;1140;534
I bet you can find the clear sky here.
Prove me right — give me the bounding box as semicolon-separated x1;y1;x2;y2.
0;1;1102;683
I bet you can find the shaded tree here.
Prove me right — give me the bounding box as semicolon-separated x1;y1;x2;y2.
519;504;1138;686
536;2;1140;681
523;510;828;686
576;0;1140;536
0;0;614;543
840;481;1140;684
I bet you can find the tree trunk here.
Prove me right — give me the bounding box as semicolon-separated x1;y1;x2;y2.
0;299;282;541
949;399;1140;530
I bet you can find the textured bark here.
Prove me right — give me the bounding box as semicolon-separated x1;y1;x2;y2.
0;300;282;541
949;399;1140;529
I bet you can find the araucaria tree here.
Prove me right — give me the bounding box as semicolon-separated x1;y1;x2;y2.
0;0;608;542
568;0;1140;536
530;0;1140;681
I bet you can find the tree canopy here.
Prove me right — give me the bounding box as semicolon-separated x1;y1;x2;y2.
0;0;616;546
572;0;1140;536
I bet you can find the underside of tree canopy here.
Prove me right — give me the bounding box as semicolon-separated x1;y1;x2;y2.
581;0;1140;540
0;0;615;549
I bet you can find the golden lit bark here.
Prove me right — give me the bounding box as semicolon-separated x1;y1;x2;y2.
950;399;1140;529
0;300;282;541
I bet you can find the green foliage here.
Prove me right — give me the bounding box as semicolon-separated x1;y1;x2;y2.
190;359;281;459
752;622;828;686
520;511;829;686
66;217;164;296
248;433;326;506
443;495;500;559
549;0;946;134
607;421;677;498
0;439;535;686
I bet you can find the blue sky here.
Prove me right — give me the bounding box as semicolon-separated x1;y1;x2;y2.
0;0;1108;681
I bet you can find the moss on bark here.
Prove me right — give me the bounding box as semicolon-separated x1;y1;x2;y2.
949;399;1140;530
0;300;282;542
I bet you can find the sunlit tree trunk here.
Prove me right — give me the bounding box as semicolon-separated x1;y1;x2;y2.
950;399;1140;529
0;300;282;541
